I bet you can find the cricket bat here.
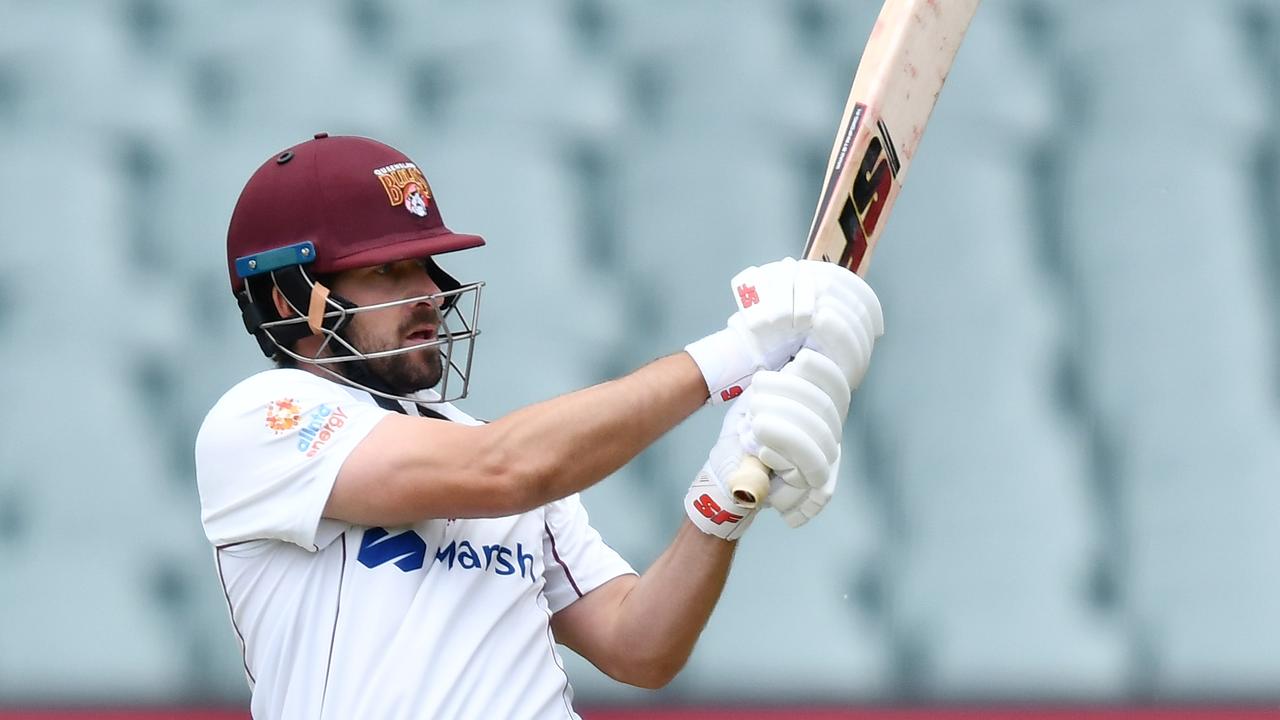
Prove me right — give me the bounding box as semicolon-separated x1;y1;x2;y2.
729;0;982;507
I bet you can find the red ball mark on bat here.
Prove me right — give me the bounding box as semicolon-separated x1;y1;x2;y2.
909;125;924;156
926;0;942;16
907;63;919;79
736;284;760;308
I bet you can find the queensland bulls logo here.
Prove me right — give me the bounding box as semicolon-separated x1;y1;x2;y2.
373;162;432;218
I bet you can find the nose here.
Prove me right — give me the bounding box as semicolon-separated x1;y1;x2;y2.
407;261;442;297
407;264;443;315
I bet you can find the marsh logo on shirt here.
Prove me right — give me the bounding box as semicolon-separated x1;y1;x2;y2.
357;527;536;581
296;404;349;457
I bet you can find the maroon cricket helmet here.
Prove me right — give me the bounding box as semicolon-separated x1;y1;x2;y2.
226;133;484;294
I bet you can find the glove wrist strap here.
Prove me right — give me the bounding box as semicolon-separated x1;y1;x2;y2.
684;471;757;540
684;328;755;405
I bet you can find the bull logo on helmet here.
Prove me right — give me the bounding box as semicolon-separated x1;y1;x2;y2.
373;162;432;218
403;182;428;217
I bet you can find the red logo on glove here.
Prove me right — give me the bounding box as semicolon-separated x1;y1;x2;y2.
736;284;760;308
693;494;743;525
719;385;743;402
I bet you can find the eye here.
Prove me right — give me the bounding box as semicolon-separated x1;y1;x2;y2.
374;264;394;276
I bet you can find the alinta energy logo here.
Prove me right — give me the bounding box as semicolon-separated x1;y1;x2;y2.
296;403;349;457
265;398;302;433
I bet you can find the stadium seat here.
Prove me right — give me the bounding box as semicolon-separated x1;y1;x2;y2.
857;0;1129;695
1057;0;1280;696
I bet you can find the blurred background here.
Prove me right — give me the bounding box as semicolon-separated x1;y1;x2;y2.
2;0;1279;715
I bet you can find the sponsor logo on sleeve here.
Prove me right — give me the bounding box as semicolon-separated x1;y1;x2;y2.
265;398;302;432
296;404;349;457
264;397;349;456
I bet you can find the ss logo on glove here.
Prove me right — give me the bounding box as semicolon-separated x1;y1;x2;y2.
693;494;743;525
719;385;744;403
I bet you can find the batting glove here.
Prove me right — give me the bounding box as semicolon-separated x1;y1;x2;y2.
804;270;883;391
684;258;809;404
750;352;846;490
767;448;840;528
740;268;881;493
684;369;844;541
753;272;884;524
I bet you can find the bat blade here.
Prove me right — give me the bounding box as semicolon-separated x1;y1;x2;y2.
730;0;980;509
804;0;981;276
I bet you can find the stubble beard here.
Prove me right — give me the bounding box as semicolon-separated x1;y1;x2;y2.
363;343;444;395
331;316;445;396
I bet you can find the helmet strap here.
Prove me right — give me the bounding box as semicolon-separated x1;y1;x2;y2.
306;281;332;335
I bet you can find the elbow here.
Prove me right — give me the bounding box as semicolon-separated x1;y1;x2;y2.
628;668;679;691
477;429;555;516
616;653;687;690
493;455;558;516
496;470;547;516
481;425;560;515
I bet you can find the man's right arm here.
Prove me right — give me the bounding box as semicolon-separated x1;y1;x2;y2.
324;352;708;526
324;258;878;527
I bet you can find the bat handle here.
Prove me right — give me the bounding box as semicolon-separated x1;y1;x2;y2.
728;456;771;509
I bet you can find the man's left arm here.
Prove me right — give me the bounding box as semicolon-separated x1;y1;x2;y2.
550;520;734;689
549;368;842;689
551;271;882;688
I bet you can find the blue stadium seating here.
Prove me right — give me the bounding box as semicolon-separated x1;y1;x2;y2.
1;0;1277;705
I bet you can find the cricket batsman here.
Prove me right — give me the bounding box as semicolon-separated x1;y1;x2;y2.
195;134;883;719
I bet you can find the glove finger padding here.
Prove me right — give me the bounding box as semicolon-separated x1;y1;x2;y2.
752;371;842;440
750;393;838;488
768;479;808;515
821;269;884;337
807;276;881;387
782;348;851;420
808;304;871;388
769;446;841;528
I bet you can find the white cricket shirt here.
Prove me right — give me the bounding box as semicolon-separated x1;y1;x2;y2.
195;369;635;720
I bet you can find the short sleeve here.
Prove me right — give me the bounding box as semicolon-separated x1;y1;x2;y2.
541;494;636;613
195;369;390;549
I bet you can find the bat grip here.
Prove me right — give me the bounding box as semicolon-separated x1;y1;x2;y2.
728;456;771;509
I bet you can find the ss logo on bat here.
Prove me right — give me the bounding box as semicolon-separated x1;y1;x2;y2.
838;111;902;271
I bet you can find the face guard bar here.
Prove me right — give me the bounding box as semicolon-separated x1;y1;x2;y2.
249;270;484;405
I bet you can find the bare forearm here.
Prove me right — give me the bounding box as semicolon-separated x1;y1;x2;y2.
613;520;736;684
491;352;708;509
